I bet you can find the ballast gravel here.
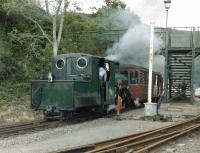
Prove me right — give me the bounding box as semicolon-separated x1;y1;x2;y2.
0;101;200;153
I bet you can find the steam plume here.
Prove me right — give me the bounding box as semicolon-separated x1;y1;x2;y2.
104;9;164;74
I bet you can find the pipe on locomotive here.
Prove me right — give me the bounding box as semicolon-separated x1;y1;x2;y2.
48;72;53;82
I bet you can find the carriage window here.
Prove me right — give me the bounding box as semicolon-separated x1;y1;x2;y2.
77;57;87;69
144;72;148;84
56;58;65;69
130;71;138;84
120;71;128;80
139;71;145;84
135;71;138;78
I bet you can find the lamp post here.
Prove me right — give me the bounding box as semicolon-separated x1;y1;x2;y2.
164;0;171;29
164;0;171;103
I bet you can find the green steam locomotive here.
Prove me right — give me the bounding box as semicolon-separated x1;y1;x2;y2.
31;53;119;120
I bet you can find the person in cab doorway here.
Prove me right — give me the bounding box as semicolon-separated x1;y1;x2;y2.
98;58;107;110
99;66;107;84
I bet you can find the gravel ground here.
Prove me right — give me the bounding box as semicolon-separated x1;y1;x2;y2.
149;100;200;153
151;129;200;153
0;100;200;153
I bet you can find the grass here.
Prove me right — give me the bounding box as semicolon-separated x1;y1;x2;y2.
0;81;43;123
0;81;30;107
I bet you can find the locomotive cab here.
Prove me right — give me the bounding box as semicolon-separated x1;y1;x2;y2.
31;53;119;120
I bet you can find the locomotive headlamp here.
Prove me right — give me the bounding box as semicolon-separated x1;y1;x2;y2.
77;57;87;69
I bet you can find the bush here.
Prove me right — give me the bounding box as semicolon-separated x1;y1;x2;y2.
0;81;30;106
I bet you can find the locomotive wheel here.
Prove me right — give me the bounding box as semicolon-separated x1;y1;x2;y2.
60;111;65;121
60;111;73;121
43;110;55;121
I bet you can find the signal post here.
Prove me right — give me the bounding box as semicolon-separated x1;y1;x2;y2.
144;23;158;116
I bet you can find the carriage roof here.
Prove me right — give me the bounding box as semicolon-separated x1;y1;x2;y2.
120;64;162;75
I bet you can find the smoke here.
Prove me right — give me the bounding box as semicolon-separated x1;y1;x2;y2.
104;9;164;74
124;0;165;26
153;55;165;75
97;8;141;30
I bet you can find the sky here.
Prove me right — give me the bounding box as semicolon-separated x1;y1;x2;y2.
74;0;200;27
124;0;200;27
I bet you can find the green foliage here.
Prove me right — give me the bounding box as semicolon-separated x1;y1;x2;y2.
104;0;126;9
0;2;52;81
0;0;129;81
0;81;29;106
0;53;26;80
0;26;7;54
0;0;130;103
0;0;6;9
59;12;124;55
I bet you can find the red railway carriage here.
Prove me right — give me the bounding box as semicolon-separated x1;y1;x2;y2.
119;64;163;104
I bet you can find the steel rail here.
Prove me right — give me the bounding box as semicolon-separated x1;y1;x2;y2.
0;123;49;135
94;123;200;153
55;130;157;153
94;115;199;149
0;120;60;138
0;120;46;130
134;124;200;153
86;116;200;153
0;111;102;138
56;115;200;153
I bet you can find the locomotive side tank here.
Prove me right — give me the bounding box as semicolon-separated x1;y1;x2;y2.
31;53;119;119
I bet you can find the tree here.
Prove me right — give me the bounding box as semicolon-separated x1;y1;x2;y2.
3;0;69;57
44;0;69;56
104;0;126;9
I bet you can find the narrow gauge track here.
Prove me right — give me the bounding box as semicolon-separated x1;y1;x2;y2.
0;120;60;138
0;111;102;138
56;115;200;153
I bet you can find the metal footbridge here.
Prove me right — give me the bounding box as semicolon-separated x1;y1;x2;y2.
157;27;200;102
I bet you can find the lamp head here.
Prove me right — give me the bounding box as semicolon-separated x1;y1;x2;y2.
164;0;171;10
